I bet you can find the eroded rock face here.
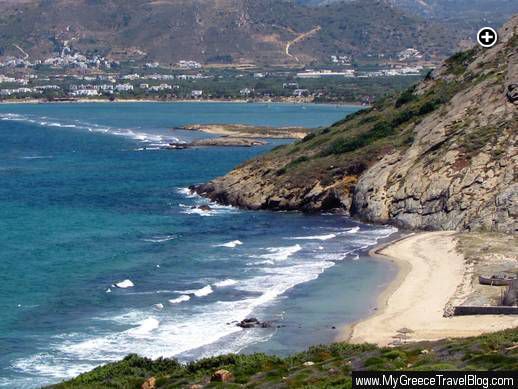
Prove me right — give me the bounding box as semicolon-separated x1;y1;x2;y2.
192;161;353;213
352;18;517;234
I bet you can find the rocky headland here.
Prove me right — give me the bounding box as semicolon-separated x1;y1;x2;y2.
168;137;267;149
193;16;517;234
180;124;311;139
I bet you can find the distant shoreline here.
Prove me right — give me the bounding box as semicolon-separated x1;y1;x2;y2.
0;98;367;108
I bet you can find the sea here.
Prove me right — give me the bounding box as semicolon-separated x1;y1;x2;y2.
0;102;397;387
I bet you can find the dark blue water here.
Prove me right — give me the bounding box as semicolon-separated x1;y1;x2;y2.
0;103;397;387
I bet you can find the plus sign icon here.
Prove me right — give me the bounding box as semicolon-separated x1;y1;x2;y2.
477;27;498;48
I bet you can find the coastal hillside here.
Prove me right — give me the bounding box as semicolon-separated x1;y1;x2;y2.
194;16;517;233
51;328;518;388
0;0;456;64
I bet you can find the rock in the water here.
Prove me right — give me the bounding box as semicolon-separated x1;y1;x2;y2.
236;317;273;329
211;369;233;382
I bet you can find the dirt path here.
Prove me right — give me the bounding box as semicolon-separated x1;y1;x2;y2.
285;26;321;62
13;44;29;59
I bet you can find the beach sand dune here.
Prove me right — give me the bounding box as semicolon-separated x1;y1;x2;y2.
345;232;518;346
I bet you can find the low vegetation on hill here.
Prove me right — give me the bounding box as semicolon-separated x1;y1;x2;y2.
50;328;518;388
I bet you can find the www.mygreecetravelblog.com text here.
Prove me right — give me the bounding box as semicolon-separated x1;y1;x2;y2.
352;371;517;389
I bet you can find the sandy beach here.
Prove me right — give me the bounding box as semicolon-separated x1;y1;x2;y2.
345;231;518;346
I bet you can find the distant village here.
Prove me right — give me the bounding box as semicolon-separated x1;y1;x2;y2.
0;46;429;104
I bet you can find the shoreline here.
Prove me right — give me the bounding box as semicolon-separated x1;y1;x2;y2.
342;232;518;346
0;98;367;108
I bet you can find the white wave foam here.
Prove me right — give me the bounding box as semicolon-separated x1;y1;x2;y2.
344;226;360;234
214;240;243;248
289;233;336;241
180;204;214;217
179;203;237;217
12;353;96;384
142;235;176;243
169;295;191;304
128;317;160;336
10;223;399;384
0;113;177;146
20;155;54;160
193;285;213;297
175;285;213;298
115;279;134;289
258;244;302;262
137;147;162;151
176;187;200;198
214;279;238;287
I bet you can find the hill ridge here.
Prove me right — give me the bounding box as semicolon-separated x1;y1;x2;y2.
0;0;456;65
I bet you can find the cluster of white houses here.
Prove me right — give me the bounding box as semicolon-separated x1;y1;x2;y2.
0;70;211;98
296;65;423;79
69;83;187;97
0;46;203;71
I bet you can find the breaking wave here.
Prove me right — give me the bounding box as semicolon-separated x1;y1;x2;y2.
0;113;180;147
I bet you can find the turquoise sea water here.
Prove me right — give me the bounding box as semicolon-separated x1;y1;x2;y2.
0;102;397;387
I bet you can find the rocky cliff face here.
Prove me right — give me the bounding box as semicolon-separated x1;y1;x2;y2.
195;16;517;233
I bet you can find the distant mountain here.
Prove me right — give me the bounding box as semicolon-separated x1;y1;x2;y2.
0;0;457;65
298;0;518;33
387;0;518;35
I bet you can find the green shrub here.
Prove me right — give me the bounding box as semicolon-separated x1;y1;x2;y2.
322;120;396;156
418;100;440;115
395;87;417;107
288;155;310;167
446;49;477;75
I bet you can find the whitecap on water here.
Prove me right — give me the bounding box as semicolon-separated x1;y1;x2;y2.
128;317;160;337
174;285;213;298
115;279;134;289
214;240;242;248
169;295;191;304
288;233;336;241
256;244;302;262
193;285;213;297
214;279;238;287
20;155;54;160
142;235;176;243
